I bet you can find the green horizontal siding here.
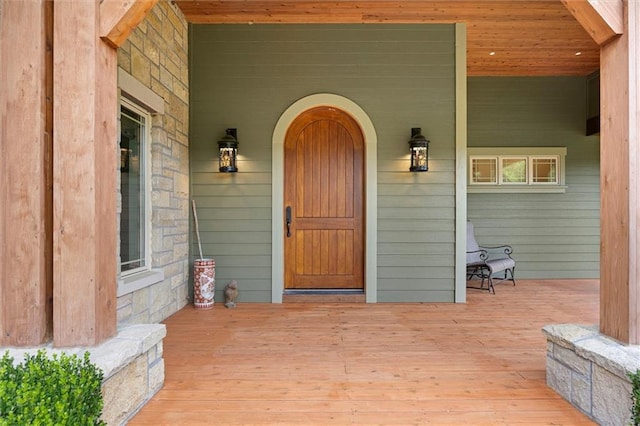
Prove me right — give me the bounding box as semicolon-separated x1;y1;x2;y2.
378;219;454;231
190;24;456;302
378;243;454;255
198;243;271;256
378;254;454;267
468;77;600;279
379;208;455;220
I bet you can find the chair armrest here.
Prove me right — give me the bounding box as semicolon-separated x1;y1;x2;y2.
466;249;488;262
478;245;513;257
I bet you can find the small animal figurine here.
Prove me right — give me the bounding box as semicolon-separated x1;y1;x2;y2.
224;280;239;308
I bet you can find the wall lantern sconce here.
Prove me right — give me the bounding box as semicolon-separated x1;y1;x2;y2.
408;127;430;172
218;128;238;173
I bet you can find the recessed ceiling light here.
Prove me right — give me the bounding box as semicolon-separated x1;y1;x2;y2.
489;51;496;56
575;51;582;56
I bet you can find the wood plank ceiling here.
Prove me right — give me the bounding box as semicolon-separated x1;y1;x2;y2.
175;0;599;76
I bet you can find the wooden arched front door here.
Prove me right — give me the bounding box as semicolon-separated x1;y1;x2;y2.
284;106;364;290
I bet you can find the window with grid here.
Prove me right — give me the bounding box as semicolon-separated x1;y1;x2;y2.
468;148;566;193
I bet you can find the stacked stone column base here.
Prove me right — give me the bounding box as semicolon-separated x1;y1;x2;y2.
543;324;640;425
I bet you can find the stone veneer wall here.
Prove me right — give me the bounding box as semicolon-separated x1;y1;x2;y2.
99;325;166;424
116;1;190;324
543;324;640;425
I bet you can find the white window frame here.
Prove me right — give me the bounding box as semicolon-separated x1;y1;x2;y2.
119;97;152;277
468;147;567;193
117;68;165;297
499;156;528;185
530;156;560;185
470;156;498;184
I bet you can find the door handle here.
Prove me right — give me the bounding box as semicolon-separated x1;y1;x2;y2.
286;206;292;238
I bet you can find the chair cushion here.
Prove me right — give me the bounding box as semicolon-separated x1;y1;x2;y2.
485;257;516;274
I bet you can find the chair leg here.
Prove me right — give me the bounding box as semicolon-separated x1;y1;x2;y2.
483;267;495;293
466;265;496;293
509;267;516;286
480;267;489;290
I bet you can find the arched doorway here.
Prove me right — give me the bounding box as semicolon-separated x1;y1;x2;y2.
271;94;378;302
283;106;365;290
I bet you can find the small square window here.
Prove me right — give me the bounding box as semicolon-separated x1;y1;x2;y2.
532;157;558;184
470;157;497;184
501;157;527;184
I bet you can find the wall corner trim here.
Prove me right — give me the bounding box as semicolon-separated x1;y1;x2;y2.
455;23;468;303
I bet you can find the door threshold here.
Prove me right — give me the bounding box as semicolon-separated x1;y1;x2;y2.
283;289;365;303
284;289;364;295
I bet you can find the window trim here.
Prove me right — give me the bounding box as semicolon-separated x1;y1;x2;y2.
530;156;560;185
468;147;567;193
499;156;528;185
119;97;152;278
117;269;164;297
118;95;164;297
118;68;164;114
470;156;497;184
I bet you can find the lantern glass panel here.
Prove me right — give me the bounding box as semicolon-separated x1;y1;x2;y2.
218;144;238;172
409;143;429;172
219;147;235;170
412;147;427;168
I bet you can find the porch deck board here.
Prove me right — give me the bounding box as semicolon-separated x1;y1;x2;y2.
130;280;598;425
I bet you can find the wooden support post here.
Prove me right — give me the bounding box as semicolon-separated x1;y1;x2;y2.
52;0;118;346
0;0;53;346
600;0;640;344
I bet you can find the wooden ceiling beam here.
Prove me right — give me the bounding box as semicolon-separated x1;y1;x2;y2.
99;0;158;48
561;0;623;45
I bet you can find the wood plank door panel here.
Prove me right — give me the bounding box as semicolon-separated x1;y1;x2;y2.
284;107;364;289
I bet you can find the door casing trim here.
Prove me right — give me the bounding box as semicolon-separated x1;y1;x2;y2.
272;94;378;303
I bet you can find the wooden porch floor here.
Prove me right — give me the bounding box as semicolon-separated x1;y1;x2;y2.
130;280;599;425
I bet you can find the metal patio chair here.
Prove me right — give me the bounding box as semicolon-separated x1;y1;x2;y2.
466;221;516;294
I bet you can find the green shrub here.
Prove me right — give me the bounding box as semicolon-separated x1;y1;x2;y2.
629;369;640;426
0;349;105;426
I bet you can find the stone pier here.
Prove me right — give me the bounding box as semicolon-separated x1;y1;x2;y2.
543;324;640;425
